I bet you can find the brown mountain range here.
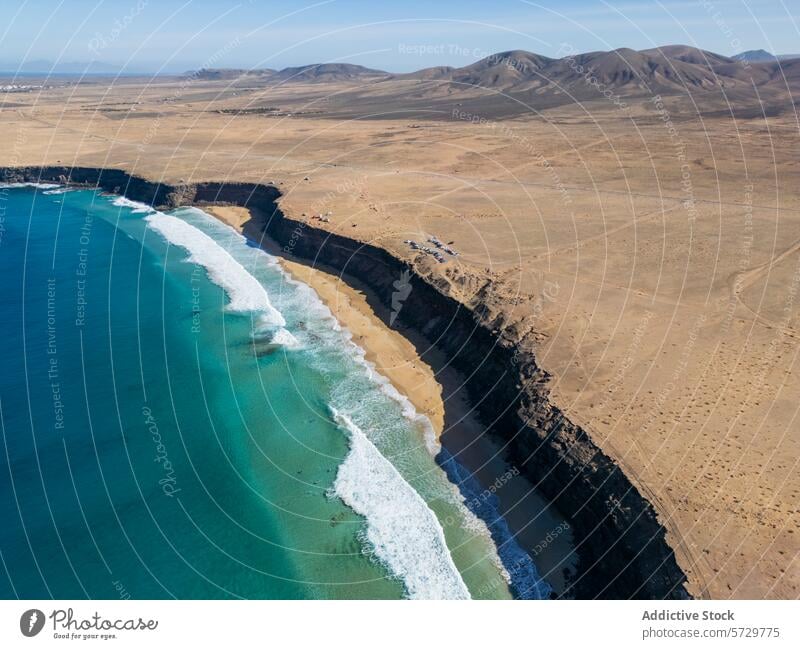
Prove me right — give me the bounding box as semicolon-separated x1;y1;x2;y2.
192;46;798;118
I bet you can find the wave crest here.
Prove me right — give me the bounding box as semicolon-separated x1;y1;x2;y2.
112;196;155;213
331;407;471;600
144;211;287;329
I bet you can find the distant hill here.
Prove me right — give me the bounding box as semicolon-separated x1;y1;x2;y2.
190;68;274;80
400;50;555;87
186;62;388;84
641;45;733;66
537;47;723;92
270;63;388;83
734;49;800;62
734;49;777;62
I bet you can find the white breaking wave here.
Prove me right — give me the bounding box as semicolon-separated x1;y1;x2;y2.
112;196;155;213
144;211;288;329
0;182;61;189
265;327;301;349
331;408;471;600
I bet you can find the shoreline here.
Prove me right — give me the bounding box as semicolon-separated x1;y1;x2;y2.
190;193;688;599
205;205;446;438
0;166;690;599
204;204;577;595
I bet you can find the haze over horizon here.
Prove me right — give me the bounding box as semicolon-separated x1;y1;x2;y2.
0;0;798;74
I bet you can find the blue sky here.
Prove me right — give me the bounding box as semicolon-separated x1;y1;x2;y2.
1;0;798;72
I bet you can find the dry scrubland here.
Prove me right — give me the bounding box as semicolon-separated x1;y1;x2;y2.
1;68;798;599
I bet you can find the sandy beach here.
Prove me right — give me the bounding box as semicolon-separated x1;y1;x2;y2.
205;205;445;437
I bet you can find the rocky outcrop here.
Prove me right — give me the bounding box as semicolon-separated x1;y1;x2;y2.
1;165;690;599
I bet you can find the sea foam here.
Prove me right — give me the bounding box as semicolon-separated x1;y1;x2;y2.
112;196;155;213
0;182;61;190
265;327;301;349
331;408;471;600
144;211;290;332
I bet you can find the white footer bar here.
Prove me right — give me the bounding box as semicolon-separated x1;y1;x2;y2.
1;600;797;648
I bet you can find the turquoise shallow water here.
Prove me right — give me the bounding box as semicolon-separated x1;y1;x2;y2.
0;185;550;599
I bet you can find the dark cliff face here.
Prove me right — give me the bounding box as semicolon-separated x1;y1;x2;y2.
1;166;691;599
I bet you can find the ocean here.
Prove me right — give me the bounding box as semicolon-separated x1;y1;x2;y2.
0;185;551;599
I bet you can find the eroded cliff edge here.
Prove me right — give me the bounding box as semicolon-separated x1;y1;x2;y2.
2;166;691;599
